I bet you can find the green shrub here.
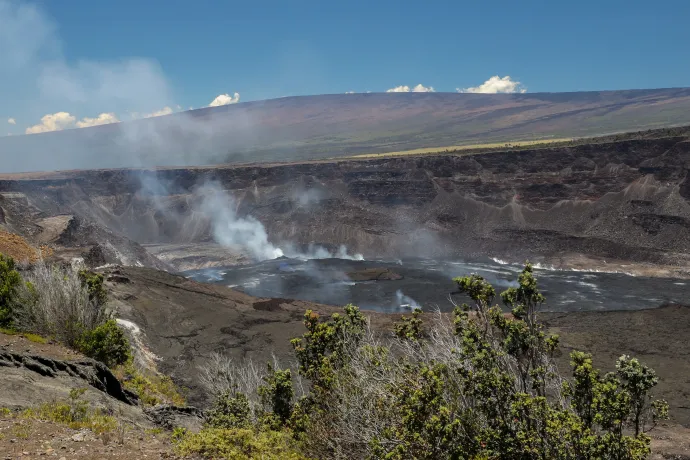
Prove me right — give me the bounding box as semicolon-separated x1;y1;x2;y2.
76;319;131;368
290;304;366;392
78;270;108;307
206;392;252;429
258;366;294;426
393;307;424;341
0;254;23;328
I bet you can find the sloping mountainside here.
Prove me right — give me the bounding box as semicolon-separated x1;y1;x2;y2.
4;89;690;172
1;130;690;273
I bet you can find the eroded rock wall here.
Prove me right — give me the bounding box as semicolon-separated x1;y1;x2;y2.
2;137;690;267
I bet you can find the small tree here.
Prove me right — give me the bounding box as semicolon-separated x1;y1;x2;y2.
76;318;131;368
78;270;108;307
205;392;252;430
393;308;424;342
258;365;294;426
290;304;366;392
0;254;22;328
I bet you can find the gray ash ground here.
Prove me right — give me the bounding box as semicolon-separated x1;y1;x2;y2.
185;257;688;313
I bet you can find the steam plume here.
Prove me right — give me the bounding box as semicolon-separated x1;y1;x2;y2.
282;243;363;261
198;182;284;261
395;289;420;309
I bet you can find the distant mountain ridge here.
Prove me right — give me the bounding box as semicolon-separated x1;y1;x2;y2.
3;88;690;172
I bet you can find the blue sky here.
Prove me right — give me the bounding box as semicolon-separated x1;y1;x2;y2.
2;0;690;135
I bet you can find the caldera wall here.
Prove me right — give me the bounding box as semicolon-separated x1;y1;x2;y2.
2;136;690;269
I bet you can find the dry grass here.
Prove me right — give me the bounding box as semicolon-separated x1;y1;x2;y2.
343;138;573;159
0;409;176;458
112;361;187;407
0;328;48;344
0;230;51;263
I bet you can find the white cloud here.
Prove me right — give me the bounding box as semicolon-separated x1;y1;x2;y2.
345;91;355;94
386;83;435;93
208;92;240;107
458;75;526;94
386;85;410;93
25;111;76;134
128;106;176;120
144;106;173;118
26;111;122;133
412;84;434;92
75;112;119;128
7;117;15;125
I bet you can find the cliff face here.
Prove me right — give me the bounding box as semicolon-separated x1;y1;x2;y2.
2;136;690;268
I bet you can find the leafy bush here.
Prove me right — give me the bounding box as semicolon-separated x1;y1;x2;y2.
78;270;108;307
200;264;669;460
393;307;424;341
76;319;131;368
290;304;366;393
206;392;252;429
0;254;23;328
258;366;294;426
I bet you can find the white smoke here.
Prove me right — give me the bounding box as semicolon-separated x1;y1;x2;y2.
198;182;284;261
395;289;420;309
295;187;323;208
136;175;365;263
282;243;363;261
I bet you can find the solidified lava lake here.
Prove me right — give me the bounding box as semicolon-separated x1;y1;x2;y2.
185;258;688;313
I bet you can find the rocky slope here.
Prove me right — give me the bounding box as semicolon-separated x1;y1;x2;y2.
0;333;143;424
1;132;690;272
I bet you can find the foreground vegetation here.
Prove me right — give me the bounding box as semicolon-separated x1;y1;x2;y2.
174;263;668;459
0;252;671;458
0;254;130;367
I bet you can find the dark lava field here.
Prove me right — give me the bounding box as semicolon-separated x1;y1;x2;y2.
185;257;689;313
